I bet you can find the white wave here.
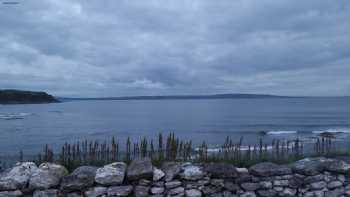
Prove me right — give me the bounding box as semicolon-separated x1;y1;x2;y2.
18;112;32;116
267;130;298;135
0;113;32;120
312;129;350;134
195;144;298;153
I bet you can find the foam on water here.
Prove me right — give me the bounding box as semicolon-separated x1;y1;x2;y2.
312;128;350;134
264;129;350;136
0;113;32;120
267;130;298;135
195;144;299;153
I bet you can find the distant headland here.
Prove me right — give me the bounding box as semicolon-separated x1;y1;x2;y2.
60;93;293;101
0;89;58;104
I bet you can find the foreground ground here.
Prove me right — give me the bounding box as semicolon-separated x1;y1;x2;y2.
1;157;350;196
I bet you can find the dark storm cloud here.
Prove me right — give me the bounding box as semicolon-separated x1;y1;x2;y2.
0;0;350;96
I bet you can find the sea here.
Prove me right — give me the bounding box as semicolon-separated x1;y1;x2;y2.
1;97;350;156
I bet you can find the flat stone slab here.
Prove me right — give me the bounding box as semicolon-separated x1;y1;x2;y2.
0;190;22;197
181;165;204;180
204;163;238;178
84;187;107;197
127;158;153;181
95;162;127;186
290;157;334;175
153;167;165;181
0;162;38;191
33;189;60;197
61;166;97;192
107;185;133;196
161;162;182;181
29;163;68;190
249;162;291;177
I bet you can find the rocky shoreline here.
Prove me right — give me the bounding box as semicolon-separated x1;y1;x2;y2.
1;157;350;197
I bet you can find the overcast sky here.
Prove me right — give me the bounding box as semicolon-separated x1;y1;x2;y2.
0;0;350;97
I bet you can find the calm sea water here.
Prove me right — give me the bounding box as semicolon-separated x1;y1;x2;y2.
1;98;350;155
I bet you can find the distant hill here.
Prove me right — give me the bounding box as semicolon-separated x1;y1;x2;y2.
0;90;58;104
59;93;292;101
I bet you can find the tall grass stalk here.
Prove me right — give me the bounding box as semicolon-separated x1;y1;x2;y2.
33;133;339;171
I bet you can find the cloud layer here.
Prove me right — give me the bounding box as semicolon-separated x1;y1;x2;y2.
0;0;350;96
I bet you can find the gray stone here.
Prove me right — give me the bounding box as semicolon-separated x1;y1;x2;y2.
33;189;60;197
139;179;151;186
241;182;260;191
327;181;343;189
273;180;289;187
314;190;325;197
256;189;276;197
289;175;304;188
151;187;165;194
29;163;68;190
61;166;97;192
0;190;22;197
161;162;182;181
324;187;344;197
181;165;204;180
326;160;350;174
127;158;153;181
198;178;210;186
172;194;185;197
337;174;346;182
310;181;327;190
95;162;126;186
201;186;221;195
259;181;272;189
304;174;324;184
185;181;200;189
168;187;185;195
282;188;296;197
211;179;224;187
0;162;38;191
240;191;256;197
273;187;283;192
235;174;253;183
222;191;235;197
304;191;320;197
153;167;165;181
38;162;68;176
345;189;350;196
153;181;164;187
204;163;238;178
135;185;150;197
323;174;334;183
249;162;291;177
210;193;223;197
290;157;333;176
84;187;107;197
186;189;202;197
236;168;249;174
165;180;182;189
107;185;133;196
66;192;83;197
224;182;239;192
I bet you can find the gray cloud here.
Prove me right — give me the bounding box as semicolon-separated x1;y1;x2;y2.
0;0;350;96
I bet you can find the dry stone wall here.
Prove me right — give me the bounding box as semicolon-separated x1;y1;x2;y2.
0;157;350;197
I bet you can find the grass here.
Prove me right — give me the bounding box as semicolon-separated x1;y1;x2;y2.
26;132;348;171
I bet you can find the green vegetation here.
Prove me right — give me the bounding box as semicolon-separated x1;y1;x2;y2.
29;132;345;171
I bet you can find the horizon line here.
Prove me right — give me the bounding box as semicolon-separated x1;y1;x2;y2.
56;93;350;101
